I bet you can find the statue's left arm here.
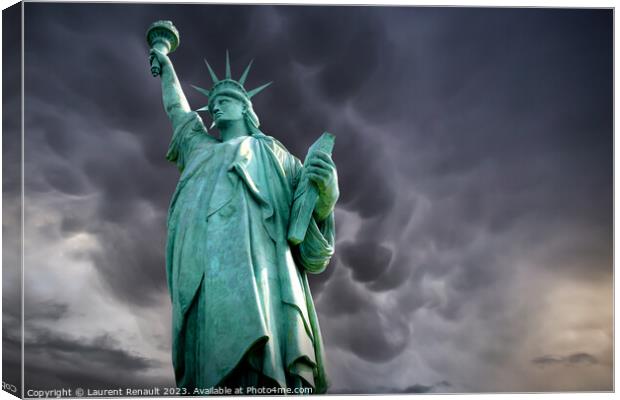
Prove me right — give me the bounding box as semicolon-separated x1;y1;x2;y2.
291;151;339;273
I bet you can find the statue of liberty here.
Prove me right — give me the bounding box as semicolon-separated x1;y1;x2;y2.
147;21;338;394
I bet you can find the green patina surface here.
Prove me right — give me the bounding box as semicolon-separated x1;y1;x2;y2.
148;21;338;394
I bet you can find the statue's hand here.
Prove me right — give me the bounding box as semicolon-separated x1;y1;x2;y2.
149;48;172;73
306;150;339;221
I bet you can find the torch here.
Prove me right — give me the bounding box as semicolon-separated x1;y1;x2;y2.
146;20;180;77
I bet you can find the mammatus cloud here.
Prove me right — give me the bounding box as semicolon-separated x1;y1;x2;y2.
13;3;613;394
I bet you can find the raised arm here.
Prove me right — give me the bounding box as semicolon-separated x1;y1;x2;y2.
150;48;192;130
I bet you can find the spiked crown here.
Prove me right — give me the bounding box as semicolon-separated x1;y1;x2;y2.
192;51;271;128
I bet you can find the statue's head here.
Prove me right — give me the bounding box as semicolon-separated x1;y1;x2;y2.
192;51;271;131
209;95;246;129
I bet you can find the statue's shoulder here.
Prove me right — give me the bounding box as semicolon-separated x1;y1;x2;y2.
251;133;301;176
252;132;292;156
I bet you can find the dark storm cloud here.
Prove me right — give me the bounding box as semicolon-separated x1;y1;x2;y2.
567;353;599;365
3;4;23;393
322;8;610;378
21;3;612;393
330;379;452;395
532;352;599;368
19;300;163;391
401;380;452;393
25;302;69;322
318;268;411;363
3;302;22;393
2;2;22;196
318;266;374;317
23;327;165;390
339;241;393;283
279;7;385;103
25;331;159;372
334;133;397;218
324;306;410;363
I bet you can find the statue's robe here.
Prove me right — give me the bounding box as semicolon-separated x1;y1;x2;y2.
165;112;334;393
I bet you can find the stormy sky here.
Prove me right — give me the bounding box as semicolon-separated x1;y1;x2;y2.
3;2;612;394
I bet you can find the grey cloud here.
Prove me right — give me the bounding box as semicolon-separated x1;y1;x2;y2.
2;305;22;393
532;352;599;368
24;327;166;390
87;219;168;307
318;268;373;317
279;7;386;103
532;354;565;367
324;307;410;363
567;353;599;365
318;269;410;363
401;380;452;393
339;240;393;283
344;309;409;363
365;251;413;292
3;4;23;384
330;379;452;394
25;302;69;322
333;128;397;218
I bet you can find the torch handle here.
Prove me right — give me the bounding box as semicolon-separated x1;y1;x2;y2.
149;42;169;78
151;58;161;77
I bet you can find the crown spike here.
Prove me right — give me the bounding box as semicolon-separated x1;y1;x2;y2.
204;59;219;84
239;59;254;86
197;104;210;112
247;81;273;98
225;50;232;79
191;84;211;98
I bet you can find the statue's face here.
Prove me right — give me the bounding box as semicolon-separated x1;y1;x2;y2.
210;95;245;128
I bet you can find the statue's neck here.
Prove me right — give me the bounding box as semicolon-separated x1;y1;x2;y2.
218;119;250;142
